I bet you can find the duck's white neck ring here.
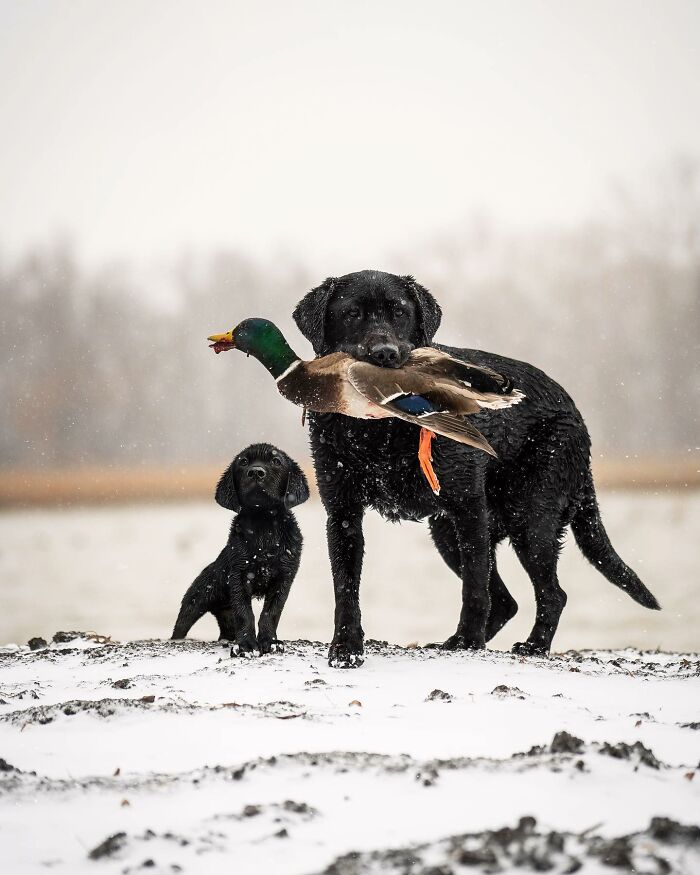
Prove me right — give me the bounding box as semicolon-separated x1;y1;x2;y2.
275;359;301;383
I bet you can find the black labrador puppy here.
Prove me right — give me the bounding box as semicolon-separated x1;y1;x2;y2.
293;270;659;667
171;443;309;654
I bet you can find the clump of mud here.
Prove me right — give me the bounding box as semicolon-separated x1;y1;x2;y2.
598;740;662;769
491;684;526;699
426;689;452;702
88;831;127;860
550;731;584;754
27;637;47;650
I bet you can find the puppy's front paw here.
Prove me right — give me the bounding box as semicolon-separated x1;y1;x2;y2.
328;640;364;669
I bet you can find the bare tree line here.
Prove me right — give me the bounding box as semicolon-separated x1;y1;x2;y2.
1;161;698;470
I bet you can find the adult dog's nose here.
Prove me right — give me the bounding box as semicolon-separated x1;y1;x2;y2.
368;343;400;367
247;465;266;481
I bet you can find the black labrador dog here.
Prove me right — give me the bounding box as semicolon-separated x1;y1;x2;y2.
293;270;658;667
171;443;309;654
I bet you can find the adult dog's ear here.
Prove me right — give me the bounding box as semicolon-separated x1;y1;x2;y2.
292;277;336;355
215;463;241;512
402;275;442;344
283;461;310;510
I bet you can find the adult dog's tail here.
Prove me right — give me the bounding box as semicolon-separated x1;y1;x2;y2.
571;469;660;610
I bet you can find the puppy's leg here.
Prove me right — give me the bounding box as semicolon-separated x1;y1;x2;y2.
257;577;292;654
213;607;237;642
327;503;365;668
171;561;219;639
228;573;259;656
441;496;491;650
510;516;567;655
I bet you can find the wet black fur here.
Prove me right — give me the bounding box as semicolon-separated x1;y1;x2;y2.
293;269;659;666
171;444;309;654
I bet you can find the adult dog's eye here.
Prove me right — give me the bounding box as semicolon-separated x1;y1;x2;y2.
393;307;405;317
271;457;282;467
348;308;361;319
239;457;248;466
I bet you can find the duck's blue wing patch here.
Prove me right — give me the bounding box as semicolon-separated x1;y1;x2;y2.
390;393;437;417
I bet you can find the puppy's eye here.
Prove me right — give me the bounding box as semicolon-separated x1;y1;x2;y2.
271;457;282;467
348;308;361;319
239;457;248;466
393;307;405;317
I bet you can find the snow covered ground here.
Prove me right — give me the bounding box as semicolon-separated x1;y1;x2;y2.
2;492;699;651
1;636;698;874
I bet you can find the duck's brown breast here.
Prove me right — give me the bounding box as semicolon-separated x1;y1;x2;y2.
278;364;347;414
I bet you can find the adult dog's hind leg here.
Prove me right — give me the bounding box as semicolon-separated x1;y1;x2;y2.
502;420;585;655
509;514;568;655
437;497;491;650
485;553;518;641
429;516;517;643
428;514;461;575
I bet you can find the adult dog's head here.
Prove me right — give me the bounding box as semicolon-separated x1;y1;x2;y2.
215;443;310;513
293;270;441;368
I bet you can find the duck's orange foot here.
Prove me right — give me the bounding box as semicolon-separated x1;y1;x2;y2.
418;428;440;495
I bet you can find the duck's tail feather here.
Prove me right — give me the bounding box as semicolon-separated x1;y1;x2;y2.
393;409;497;456
474;388;526;410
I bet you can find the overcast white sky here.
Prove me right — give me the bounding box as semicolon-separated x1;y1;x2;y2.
1;0;699;276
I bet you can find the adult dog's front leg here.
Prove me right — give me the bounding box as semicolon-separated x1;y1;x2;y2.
327;504;365;668
442;496;491;651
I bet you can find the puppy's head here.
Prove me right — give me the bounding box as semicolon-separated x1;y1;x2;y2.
215;444;310;513
293;270;441;367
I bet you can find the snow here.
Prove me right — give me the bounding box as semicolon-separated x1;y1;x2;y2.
1;637;698;873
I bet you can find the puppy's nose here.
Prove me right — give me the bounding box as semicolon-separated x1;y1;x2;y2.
368;343;399;367
247;466;266;481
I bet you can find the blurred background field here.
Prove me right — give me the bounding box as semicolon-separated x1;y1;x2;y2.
1;1;699;649
2;493;698;651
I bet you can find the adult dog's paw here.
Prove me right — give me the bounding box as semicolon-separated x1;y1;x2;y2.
258;638;284;655
440;632;485;651
512;641;549;657
328;641;364;669
231;639;260;659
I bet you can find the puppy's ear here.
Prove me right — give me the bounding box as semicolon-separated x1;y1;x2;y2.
402;275;442;345
283;461;310;510
215;463;241;512
292;277;336;355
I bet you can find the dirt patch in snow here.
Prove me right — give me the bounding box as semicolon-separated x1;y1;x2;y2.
317;816;700;875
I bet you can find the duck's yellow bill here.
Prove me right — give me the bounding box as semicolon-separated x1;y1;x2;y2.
208;330;235;354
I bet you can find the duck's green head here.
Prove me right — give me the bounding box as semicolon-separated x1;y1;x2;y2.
208;318;299;379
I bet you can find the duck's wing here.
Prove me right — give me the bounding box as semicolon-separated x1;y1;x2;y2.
347;361;497;455
407;348;523;406
347;351;522;419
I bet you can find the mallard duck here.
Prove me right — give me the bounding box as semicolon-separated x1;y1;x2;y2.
208;318;523;494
